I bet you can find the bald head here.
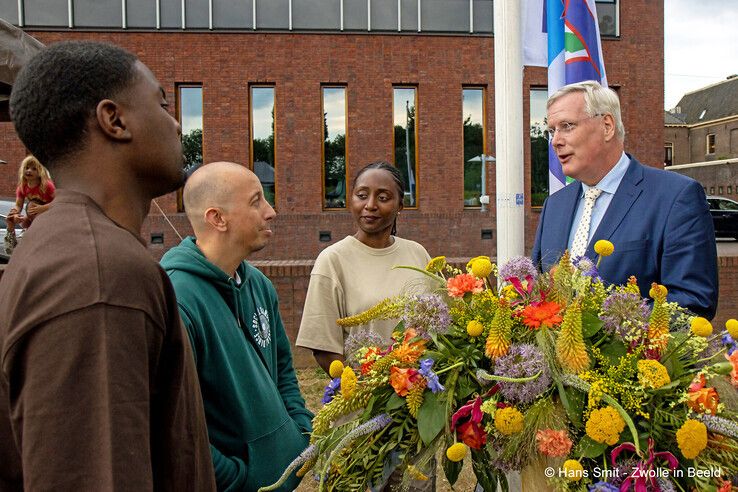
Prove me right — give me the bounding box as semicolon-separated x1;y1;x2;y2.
184;161;259;233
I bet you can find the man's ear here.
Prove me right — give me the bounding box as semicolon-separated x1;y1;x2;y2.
602;113;616;142
204;207;228;232
95;99;132;142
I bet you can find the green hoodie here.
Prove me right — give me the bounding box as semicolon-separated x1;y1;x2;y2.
161;237;312;492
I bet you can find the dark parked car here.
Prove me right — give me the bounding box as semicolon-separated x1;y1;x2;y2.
707;196;738;240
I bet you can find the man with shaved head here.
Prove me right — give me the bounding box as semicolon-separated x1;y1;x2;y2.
161;162;313;491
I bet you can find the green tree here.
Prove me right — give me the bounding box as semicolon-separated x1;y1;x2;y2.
182;128;203;168
463;115;484;203
530;122;549;207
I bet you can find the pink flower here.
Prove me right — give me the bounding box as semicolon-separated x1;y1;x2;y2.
535;429;572;457
446;274;484;298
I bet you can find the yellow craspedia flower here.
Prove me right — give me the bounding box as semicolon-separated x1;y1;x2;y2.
446;442;468;462
691;317;713;337
563;460;585;482
637;359;671;389
340;366;357;399
494;407;524;436
329;360;345;379
649;284;668;299
471;258;494;279
585;406;625;445
426;256;447;273
466;255;491;271
676;419;708;459
594;240;614;256
466;320;484;337
727;319;738;339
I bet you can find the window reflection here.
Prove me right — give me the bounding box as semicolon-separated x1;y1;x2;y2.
393;87;418;207
530;89;549;207
322;87;347;209
463;88;485;207
177;85;203;212
251;86;276;206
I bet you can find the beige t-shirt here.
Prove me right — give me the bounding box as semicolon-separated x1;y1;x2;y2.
296;235;432;354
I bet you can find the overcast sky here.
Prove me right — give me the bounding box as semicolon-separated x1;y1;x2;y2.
664;0;738;110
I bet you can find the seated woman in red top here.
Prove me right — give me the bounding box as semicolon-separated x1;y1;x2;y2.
4;155;55;250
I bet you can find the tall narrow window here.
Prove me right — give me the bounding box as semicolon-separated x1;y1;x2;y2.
177;84;203;212
251;86;276;206
530;88;549;207
462;88;485;208
393;87;418;207
664;143;673;166
322;86;347;209
706;134;716;155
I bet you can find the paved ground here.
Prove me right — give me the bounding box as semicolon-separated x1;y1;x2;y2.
717;238;738;256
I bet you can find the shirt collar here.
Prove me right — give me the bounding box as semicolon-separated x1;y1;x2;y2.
581;152;630;197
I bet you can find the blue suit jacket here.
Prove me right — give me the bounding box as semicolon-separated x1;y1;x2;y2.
532;155;719;319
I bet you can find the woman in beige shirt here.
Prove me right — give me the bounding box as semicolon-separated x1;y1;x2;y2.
296;161;432;373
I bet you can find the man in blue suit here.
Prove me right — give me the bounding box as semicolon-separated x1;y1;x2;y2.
532;81;718;319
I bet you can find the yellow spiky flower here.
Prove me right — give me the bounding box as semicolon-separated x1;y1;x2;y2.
556;301;590;373
340;367;357;399
337;297;405;327
485;299;513;359
624;276;641;296
647;283;670;351
551;250;575;304
406;380;427;418
311;387;375;439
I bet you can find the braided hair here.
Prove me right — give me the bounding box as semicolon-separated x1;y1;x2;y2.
352;161;405;236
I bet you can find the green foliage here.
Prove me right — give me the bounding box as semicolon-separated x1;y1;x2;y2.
182;128;202;167
417;391;446;445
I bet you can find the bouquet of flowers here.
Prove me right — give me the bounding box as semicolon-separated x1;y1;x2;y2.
261;242;738;492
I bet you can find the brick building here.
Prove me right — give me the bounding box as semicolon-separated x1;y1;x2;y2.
664;75;738;167
0;0;663;262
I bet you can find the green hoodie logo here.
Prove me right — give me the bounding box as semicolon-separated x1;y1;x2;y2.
252;307;271;348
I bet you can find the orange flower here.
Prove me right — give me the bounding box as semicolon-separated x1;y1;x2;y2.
392;338;427;364
726;350;738;389
521;301;563;330
536;429;573;457
390;366;421;397
446;273;484;298
687;387;720;414
360;347;381;374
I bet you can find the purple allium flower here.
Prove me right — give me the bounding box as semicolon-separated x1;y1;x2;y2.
498;256;537;282
588;482;619;492
656;476;676;492
322;377;341;404
344;329;387;367
402;294;451;336
493;343;551;405
600;291;649;338
418;358;445;393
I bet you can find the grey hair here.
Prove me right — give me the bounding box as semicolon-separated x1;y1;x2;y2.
547;80;625;141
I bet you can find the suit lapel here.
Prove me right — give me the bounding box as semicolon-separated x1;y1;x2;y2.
588;157;644;255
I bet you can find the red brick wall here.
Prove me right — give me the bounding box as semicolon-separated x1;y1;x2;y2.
0;0;665;259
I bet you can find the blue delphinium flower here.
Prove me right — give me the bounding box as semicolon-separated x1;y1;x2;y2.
723;333;737;355
588;482;619;492
418;358;445;393
322;377;341;404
